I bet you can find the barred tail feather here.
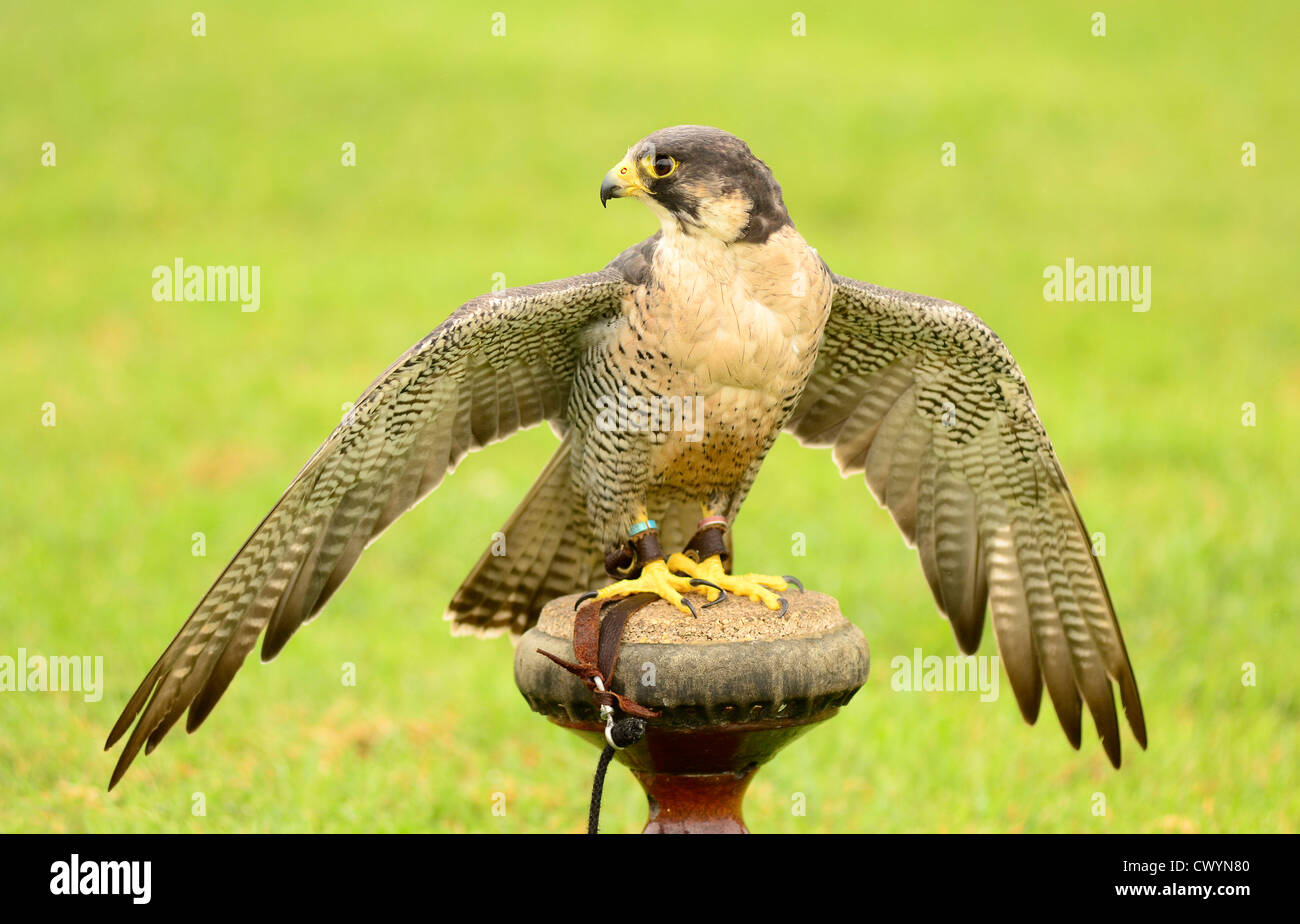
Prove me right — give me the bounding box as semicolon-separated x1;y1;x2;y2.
445;438;600;638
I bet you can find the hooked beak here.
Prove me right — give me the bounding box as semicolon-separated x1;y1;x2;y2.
600;155;647;207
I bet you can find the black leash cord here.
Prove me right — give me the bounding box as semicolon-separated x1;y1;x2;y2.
588;744;617;835
587;716;647;834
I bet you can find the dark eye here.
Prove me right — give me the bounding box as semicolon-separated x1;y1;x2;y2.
651;155;677;178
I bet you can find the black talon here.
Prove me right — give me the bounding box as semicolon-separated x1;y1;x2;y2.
682;596;700;619
575;590;599;610
690;578;727;607
783;575;804;593
774;597;790;618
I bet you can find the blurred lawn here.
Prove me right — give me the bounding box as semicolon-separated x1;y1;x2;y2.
1;1;1297;832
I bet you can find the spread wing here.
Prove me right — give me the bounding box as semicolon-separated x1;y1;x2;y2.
786;275;1146;766
105;271;627;788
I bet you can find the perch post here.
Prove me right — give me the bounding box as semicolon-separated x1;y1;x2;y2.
515;590;869;833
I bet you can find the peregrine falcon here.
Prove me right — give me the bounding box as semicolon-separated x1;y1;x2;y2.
106;125;1146;787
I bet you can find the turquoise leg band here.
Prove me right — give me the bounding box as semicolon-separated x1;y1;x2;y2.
627;519;657;538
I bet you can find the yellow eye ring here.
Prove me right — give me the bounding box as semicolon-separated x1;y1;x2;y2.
641;153;677;179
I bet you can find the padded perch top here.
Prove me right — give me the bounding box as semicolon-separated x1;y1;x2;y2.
517;590;869;730
536;590;850;644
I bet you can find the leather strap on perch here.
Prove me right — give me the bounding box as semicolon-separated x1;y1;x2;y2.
537;590;663;833
537;593;661;720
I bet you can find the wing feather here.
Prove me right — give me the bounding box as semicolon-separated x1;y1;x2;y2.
106;271;627;788
787;275;1145;765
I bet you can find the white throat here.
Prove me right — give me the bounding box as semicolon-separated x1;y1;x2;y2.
642;189;754;244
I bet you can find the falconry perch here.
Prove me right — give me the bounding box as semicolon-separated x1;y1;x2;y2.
106;125;1146;787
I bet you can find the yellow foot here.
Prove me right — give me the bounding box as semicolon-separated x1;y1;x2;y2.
665;553;801;614
582;559;710;617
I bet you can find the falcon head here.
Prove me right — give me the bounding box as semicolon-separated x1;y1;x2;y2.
600;125;792;244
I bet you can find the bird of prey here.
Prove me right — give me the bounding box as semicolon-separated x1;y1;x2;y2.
106;125;1146;788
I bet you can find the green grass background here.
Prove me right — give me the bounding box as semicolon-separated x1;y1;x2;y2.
2;1;1296;832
